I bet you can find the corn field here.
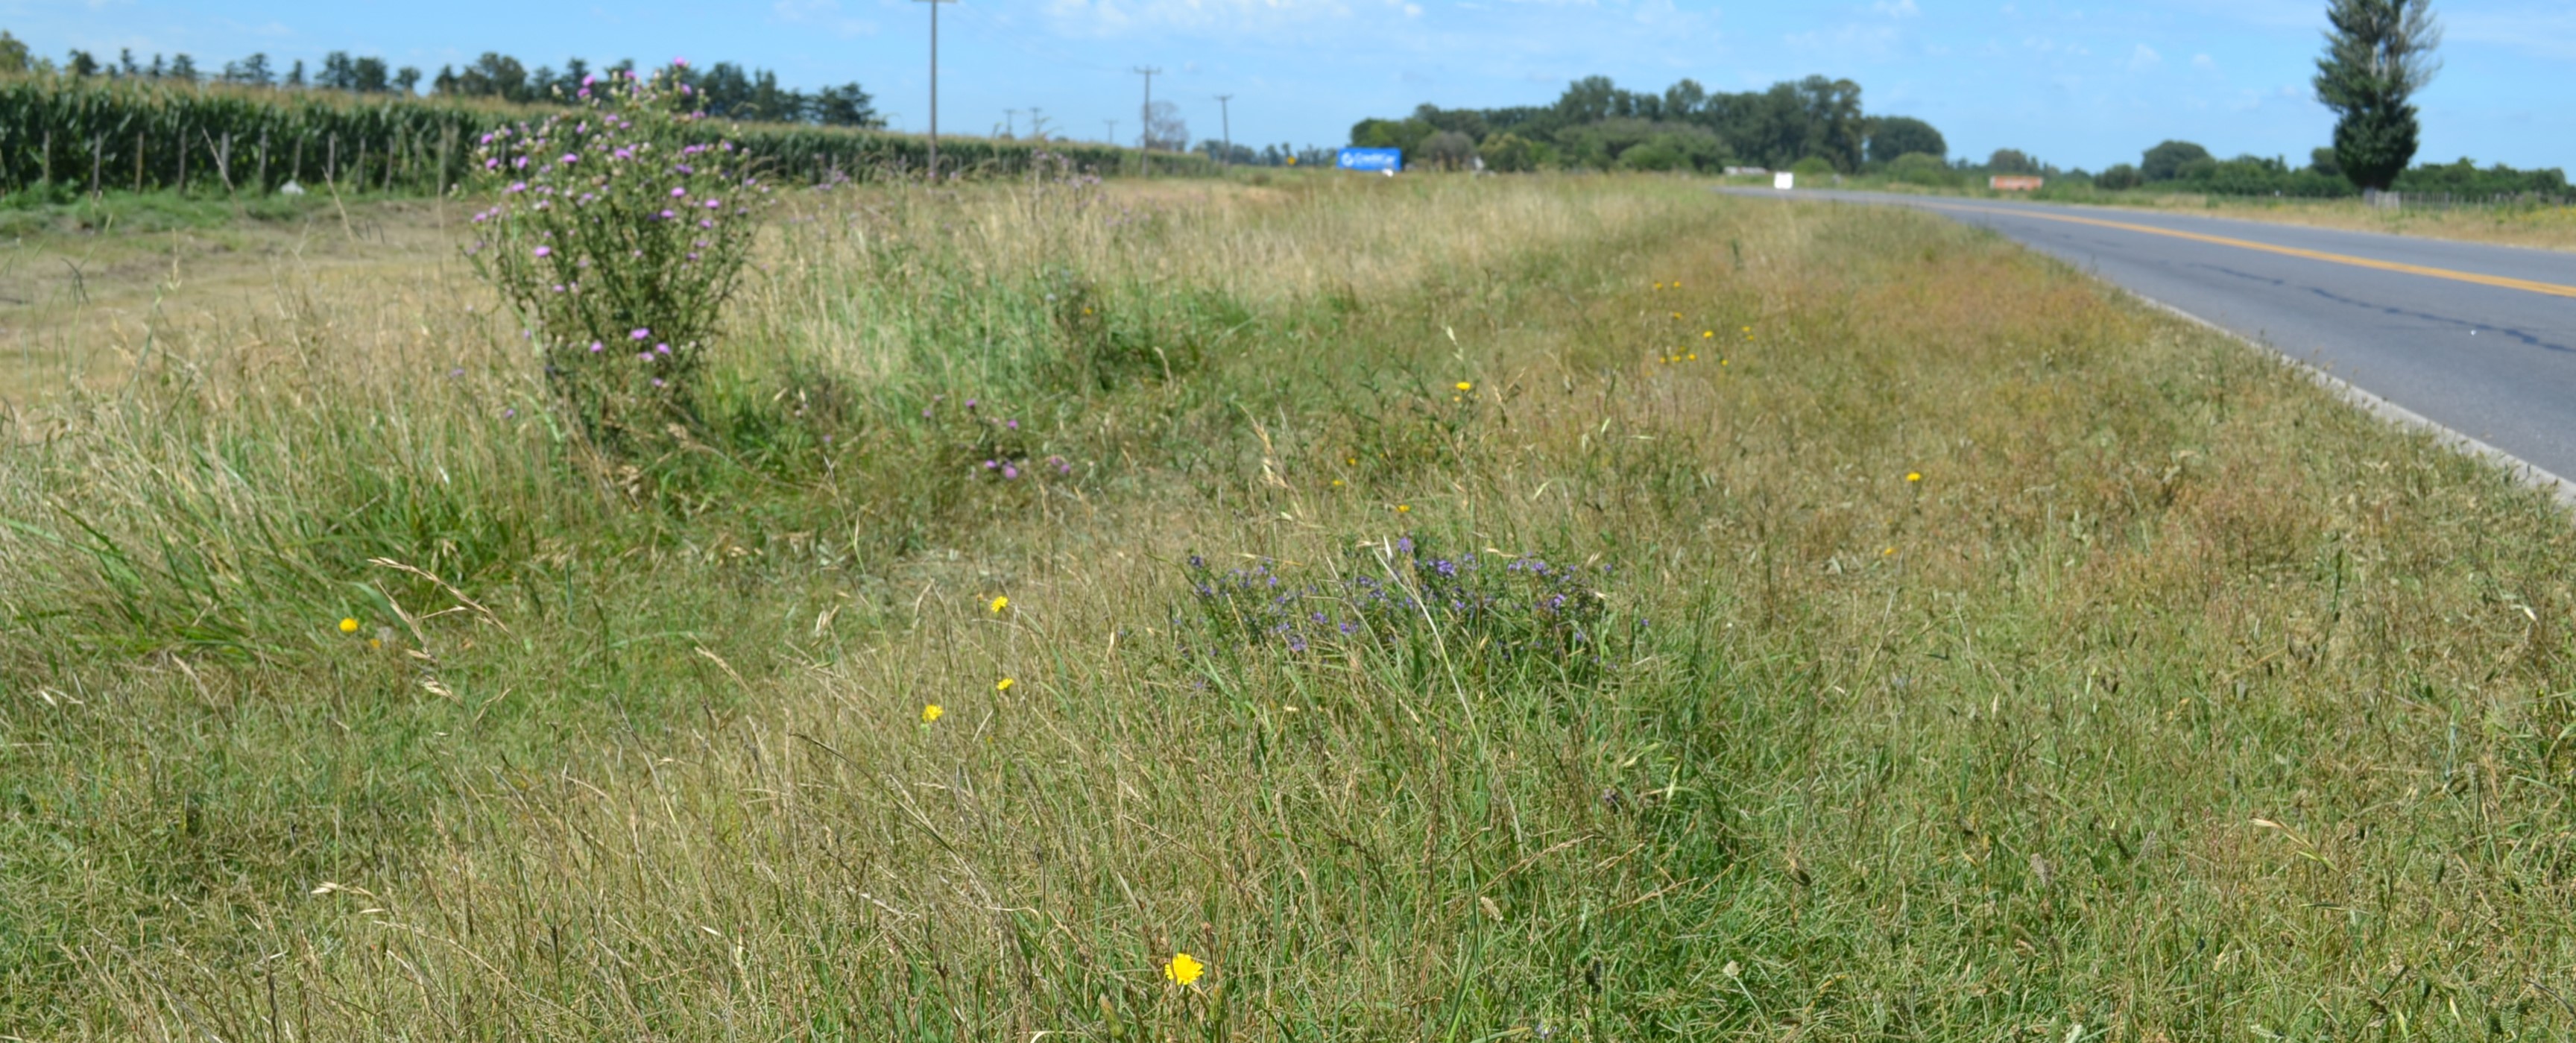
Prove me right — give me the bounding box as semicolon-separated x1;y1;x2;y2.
0;74;1210;196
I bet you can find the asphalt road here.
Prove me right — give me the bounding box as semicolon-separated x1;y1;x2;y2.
1721;188;2576;484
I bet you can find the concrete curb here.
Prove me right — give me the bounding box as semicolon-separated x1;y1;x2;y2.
2125;292;2576;511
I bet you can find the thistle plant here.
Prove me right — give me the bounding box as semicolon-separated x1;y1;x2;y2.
464;63;769;446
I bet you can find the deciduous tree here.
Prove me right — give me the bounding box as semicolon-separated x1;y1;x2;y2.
2314;0;2440;192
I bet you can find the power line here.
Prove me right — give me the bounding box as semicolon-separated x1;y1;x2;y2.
1214;94;1233;168
912;0;956;180
1132;66;1162;176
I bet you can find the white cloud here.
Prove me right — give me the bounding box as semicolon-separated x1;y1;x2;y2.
2191;52;2214;70
1872;0;1919;17
1040;0;1368;37
2445;7;2576;60
2127;43;2160;71
1788;22;1901;60
771;0;876;37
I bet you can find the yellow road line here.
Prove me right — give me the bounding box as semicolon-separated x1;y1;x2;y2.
1914;200;2576;300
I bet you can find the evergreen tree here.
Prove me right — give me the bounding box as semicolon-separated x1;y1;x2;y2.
170;54;198;81
0;31;30;75
2314;0;2440;192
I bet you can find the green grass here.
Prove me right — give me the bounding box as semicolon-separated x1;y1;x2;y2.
5;172;2576;1039
0;183;369;236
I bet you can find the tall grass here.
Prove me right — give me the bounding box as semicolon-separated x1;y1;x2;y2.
5;173;2576;1039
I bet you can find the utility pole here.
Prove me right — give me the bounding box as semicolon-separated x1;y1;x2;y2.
1132;66;1162;176
1214;94;1233;168
914;0;956;180
1028;106;1050;141
1003;108;1019;138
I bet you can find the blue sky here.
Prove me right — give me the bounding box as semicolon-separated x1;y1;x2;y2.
7;0;2569;171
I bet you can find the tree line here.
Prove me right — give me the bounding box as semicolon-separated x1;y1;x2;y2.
0;30;880;128
1346;75;1945;174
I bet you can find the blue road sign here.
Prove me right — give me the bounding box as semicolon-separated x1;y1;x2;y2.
1337;148;1403;173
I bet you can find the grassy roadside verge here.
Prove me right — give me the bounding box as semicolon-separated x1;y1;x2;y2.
6;174;2576;1039
1772;175;2576;252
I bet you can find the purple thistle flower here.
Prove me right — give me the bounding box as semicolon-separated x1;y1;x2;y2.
655;343;671;355
588;341;604;353
660;209;675;219
631;328;651;340
561;152;579;164
1002;464;1020;480
533;245;552;257
671;187;688;198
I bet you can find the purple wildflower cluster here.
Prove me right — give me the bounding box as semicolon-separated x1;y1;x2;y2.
1177;538;1618;677
919;393;1076;484
461;62;771;423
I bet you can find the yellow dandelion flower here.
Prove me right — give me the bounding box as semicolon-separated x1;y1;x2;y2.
1396;504;1411;513
1165;952;1206;986
988;595;1009;614
368;637;382;649
1455;381;1473;392
996;678;1014;692
1687;353;1697;361
1346;456;1357;465
1906;471;1923;483
1331;479;1344;486
338;617;359;634
1669;312;1682;320
1720;359;1729;365
921;704;944;723
1883;546;1897;556
1702;330;1714;338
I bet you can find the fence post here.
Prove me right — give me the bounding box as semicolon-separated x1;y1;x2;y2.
326;135;337;185
135;130;145;193
41;129;52;186
90;134;104;196
175;127;186;192
212;130;235;195
258;131;270;192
